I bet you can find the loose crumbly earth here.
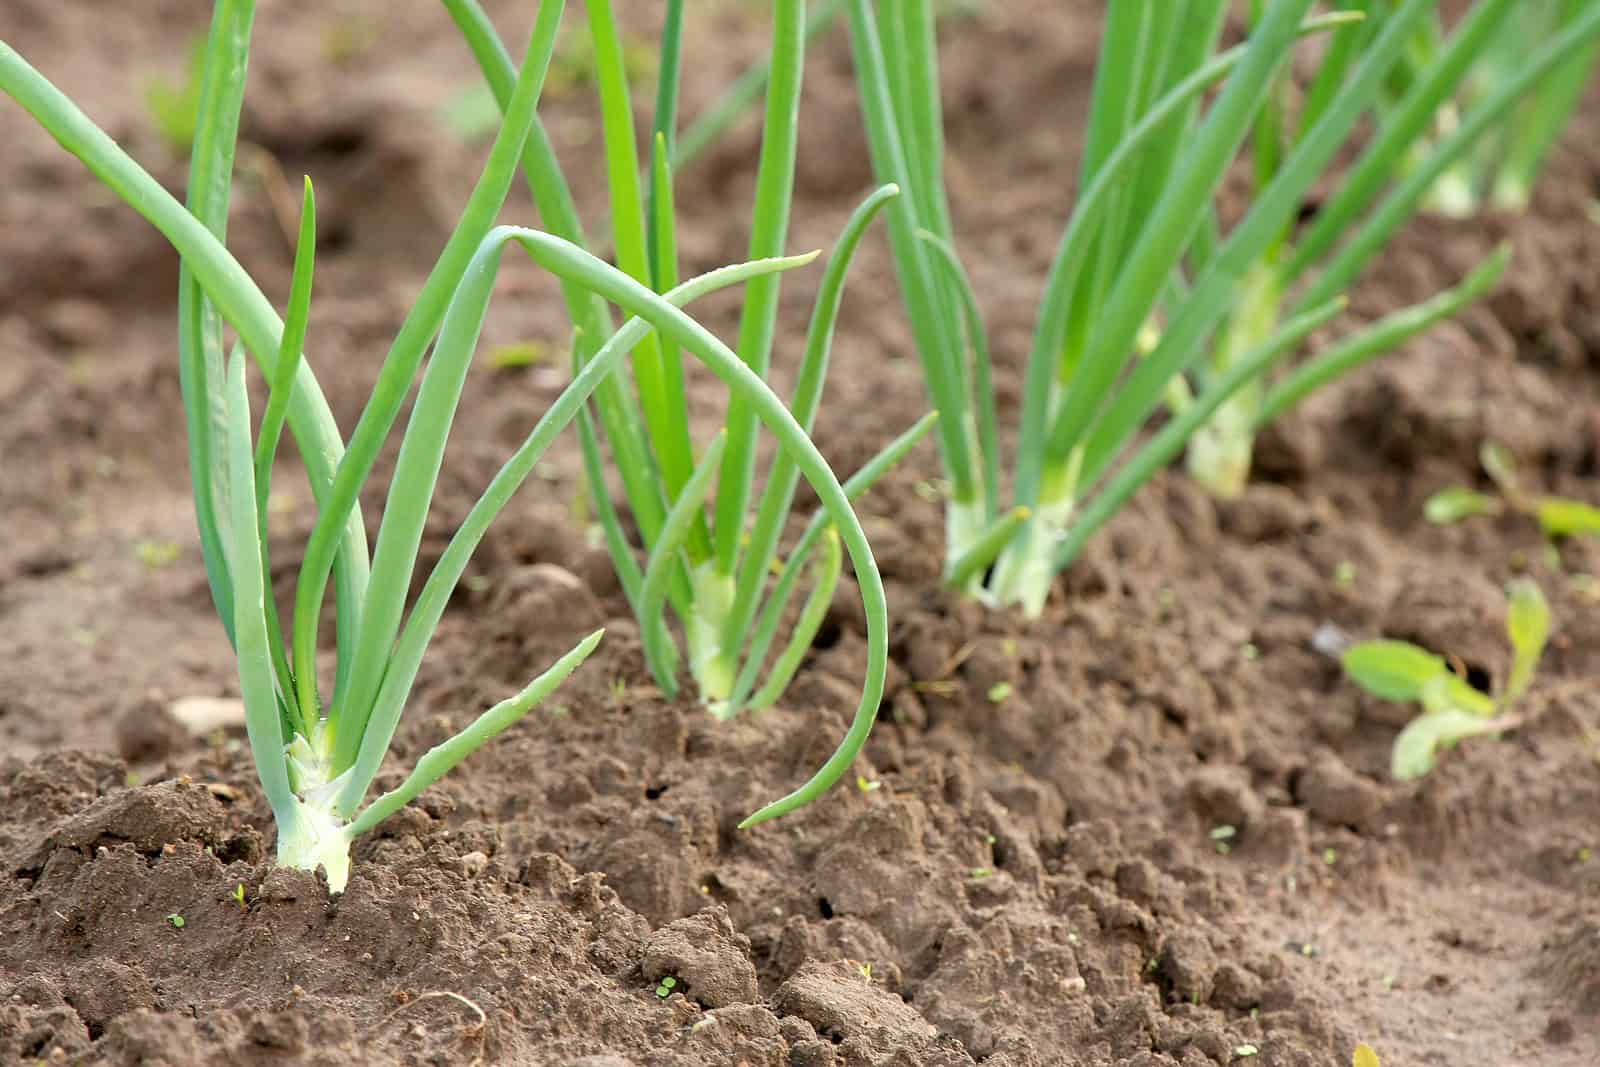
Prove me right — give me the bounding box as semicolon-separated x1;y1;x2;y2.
4;2;1600;1065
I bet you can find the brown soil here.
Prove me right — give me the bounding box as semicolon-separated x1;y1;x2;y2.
5;2;1600;1065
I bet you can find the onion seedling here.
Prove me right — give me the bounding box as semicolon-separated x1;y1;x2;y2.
0;0;885;882
442;0;933;751
848;1;1598;615
1426;440;1600;540
1339;579;1550;779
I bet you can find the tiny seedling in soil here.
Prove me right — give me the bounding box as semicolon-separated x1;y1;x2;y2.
1426;440;1600;540
1341;578;1551;779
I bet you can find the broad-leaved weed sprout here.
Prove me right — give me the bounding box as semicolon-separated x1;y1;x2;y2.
1427;440;1600;540
1340;579;1550;779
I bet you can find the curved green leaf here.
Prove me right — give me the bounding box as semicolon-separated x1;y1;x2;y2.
1391;708;1499;780
1342;640;1448;702
1504;578;1550;704
1535;497;1600;539
1424;487;1501;525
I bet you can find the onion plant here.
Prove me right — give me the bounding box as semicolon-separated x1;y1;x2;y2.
847;0;1600;616
1369;0;1600;214
442;0;931;740
1185;0;1600;499
0;0;896;885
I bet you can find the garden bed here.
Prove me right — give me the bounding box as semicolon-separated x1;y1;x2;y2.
3;2;1600;1064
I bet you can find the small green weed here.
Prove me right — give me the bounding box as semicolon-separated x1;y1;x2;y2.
1341;578;1550;778
1426;440;1600;539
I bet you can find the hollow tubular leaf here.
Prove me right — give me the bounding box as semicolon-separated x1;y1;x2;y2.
576;406;644;614
746;528;843;712
1060;0;1157;390
345;630;604;839
646;128;695;607
1006;9;1353;549
846;0;976;504
640;433;730;695
471;229;890;827
721;183;900;665
0;41;361;675
917;229;1000;524
180;0;259;650
1054;298;1344;572
1256;244;1510;427
252;177;318;716
1491;0;1600;209
726;412;938;717
254;178;317;511
647;0;685;275
1296;2;1367;145
220;351;297;835
714;0;806;575
439;0;667;588
1038;0;1318;475
333;243;819;817
585;0;698;528
303;7;563;744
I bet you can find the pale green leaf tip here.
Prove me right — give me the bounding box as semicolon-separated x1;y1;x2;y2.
737;806;773;831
